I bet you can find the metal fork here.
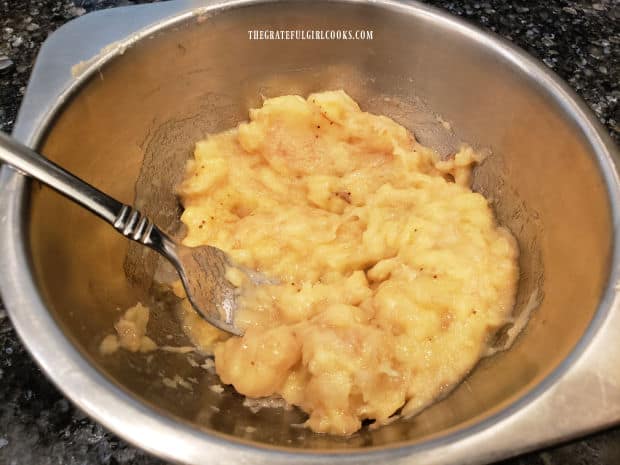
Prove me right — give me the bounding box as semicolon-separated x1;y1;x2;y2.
0;131;246;336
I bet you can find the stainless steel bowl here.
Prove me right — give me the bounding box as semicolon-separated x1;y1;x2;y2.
1;1;619;464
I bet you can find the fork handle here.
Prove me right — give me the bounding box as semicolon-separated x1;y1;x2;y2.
0;131;177;257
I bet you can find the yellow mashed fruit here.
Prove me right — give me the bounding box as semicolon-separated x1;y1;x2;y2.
99;302;157;355
177;90;519;435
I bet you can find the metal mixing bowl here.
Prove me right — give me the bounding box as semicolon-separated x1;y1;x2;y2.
1;1;619;464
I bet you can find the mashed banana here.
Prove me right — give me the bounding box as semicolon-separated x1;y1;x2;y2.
177;91;519;435
99;302;157;354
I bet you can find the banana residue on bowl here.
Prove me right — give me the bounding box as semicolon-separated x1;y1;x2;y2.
99;302;157;355
99;302;196;356
172;90;519;435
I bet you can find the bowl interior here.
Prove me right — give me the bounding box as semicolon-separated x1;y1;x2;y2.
27;0;612;451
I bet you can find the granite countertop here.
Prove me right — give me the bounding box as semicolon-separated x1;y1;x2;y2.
0;0;618;464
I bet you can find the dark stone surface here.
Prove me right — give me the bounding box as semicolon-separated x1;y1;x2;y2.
0;0;618;464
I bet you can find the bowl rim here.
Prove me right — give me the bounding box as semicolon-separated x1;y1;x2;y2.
1;0;619;463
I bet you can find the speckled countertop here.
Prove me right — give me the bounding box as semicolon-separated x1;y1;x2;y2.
0;1;618;464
